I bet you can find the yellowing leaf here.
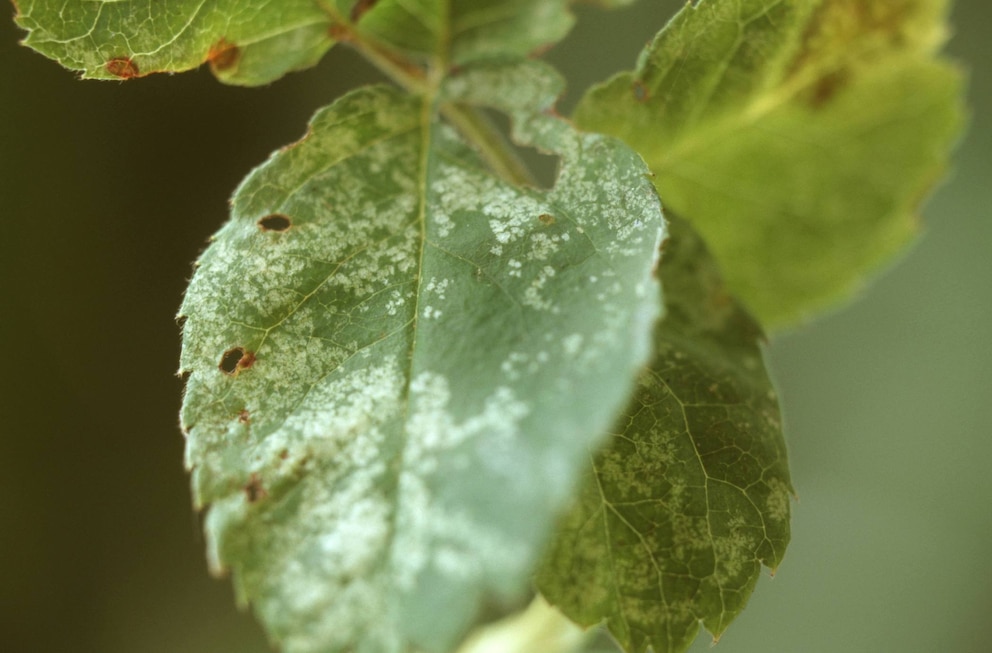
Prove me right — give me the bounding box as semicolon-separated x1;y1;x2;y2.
538;217;792;653
178;61;665;653
575;0;966;327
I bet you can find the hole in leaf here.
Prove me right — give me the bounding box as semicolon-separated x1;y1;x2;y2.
258;214;292;232
219;347;255;375
479;109;560;190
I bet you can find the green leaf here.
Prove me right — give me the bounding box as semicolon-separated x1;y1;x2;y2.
537;217;792;653
14;0;335;85
574;0;966;328
575;0;640;8
178;60;665;653
330;0;575;64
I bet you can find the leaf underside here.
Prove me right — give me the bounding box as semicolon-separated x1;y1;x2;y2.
178;60;664;653
537;217;792;653
575;0;966;328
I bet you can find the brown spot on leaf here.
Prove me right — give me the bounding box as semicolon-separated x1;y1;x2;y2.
208;38;241;73
258;213;292;232
805;69;850;108
219;347;256;376
106;58;139;79
632;80;649;103
279;449;289;460
238;409;251;425
538;213;555;226
243;474;267;503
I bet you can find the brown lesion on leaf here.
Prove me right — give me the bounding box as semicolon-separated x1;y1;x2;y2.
237;409;251;425
243;473;267;503
258;213;292;232
803;68;850;108
632;79;650;103
538;213;555;226
106;57;139;79
219;347;256;376
207;38;241;74
787;0;924;108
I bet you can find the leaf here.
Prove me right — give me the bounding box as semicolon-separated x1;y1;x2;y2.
537;217;792;653
330;0;575;64
178;60;665;653
14;0;335;85
574;0;966;328
575;0;641;8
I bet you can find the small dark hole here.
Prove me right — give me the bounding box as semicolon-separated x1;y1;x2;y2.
258;214;292;232
219;347;246;375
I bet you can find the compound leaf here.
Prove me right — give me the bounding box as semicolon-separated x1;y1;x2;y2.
537;217;792;653
14;0;338;85
575;0;966;327
178;60;665;653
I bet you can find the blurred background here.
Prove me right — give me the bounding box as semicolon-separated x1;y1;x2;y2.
1;1;988;652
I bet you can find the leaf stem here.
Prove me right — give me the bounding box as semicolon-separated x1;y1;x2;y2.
440;103;540;187
320;6;538;187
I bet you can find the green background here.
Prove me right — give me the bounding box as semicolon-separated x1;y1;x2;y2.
1;1;988;651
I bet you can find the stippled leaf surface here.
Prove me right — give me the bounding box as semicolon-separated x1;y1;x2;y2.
14;0;335;85
537;217;792;653
575;0;965;327
178;60;665;653
328;0;574;64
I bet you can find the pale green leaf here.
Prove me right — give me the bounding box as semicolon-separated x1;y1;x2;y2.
328;0;574;64
575;0;641;8
537;217;792;653
574;0;966;327
178;60;665;653
14;0;335;85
